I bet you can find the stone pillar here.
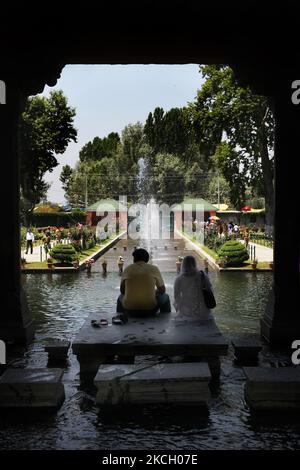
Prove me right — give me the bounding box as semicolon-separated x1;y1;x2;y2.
261;78;300;345
0;78;34;344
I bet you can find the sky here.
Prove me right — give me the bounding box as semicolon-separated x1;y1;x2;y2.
41;64;203;203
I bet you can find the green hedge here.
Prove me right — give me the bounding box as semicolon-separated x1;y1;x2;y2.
29;211;86;228
218;240;249;266
204;232;231;251
50;244;78;264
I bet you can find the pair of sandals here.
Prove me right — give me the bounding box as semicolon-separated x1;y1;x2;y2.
91;314;128;327
91;319;108;328
112;313;128;325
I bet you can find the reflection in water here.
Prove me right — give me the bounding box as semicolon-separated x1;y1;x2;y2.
27;268;272;341
2;266;299;450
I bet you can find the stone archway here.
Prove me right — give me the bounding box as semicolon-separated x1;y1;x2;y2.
0;3;299;345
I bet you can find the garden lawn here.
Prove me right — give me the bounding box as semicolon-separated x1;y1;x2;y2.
23;261;48;269
225;261;271;270
181;233;271;270
200;244;218;259
79;243;102;262
78;235;118;261
23;235;117;269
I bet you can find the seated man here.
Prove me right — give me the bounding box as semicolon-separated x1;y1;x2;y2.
116;248;171;315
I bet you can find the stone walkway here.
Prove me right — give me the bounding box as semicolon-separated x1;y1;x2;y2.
21;241;64;263
21;243;47;263
247;241;273;262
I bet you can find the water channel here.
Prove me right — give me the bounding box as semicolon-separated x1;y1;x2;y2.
1;236;299;450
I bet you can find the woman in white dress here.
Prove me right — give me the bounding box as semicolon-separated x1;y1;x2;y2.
174;255;214;322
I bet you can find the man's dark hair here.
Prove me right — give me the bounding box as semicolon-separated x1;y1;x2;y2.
132;248;149;263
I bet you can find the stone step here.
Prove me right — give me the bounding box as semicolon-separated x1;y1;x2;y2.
45;340;71;362
0;368;65;409
94;362;211;407
231;338;262;363
244;367;300;411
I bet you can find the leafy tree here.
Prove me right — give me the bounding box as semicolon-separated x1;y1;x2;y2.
79;132;120;162
144;107;165;153
121;122;144;164
66;159;119;206
189;65;274;233
184;161;206;197
150;153;185;206
162;108;191;155
206;171;231;206
211;142;249;209
144;107;193;157
65;137;140;206
19;90;77;219
60;164;73;195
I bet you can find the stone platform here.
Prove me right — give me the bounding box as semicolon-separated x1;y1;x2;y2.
45;340;70;363
94;362;211;406
244;367;300;411
72;313;228;382
231;338;262;364
0;368;65;409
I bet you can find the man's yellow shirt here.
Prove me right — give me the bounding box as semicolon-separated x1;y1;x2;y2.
121;261;165;310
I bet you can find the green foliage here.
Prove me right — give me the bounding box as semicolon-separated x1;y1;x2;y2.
121;123;144;164
50;244;78;264
65;156;138;205
204;232;228;251
150;153;185;206
144;107;193;156
207;171;231;205
29;211;86;227
20;90;77;214
212;142;248;209
240;211;265;227
184;161;208;197
64;124;143;205
60;165;73;194
217;240;249;266
143;106;216;202
81;227;97;250
189;65;274;223
79;133;120;162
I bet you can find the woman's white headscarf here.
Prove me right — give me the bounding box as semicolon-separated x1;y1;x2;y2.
174;255;214;321
180;255;198;276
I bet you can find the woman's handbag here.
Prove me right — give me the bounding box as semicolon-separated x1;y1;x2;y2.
200;270;216;309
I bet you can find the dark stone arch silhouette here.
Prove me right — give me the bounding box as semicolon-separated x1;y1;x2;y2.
0;1;299;345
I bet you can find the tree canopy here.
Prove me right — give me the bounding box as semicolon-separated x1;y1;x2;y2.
63;124;143;206
20;90;77;218
59;65;274;231
188;65;274;231
79;132;120;162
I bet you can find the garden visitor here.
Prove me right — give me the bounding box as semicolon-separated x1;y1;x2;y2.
233;223;239;234
173;255;215;322
43;227;52;251
244;229;250;248
116;248;171;316
56;228;62;241
217;224;224;238
25;228;35;254
117;256;125;275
